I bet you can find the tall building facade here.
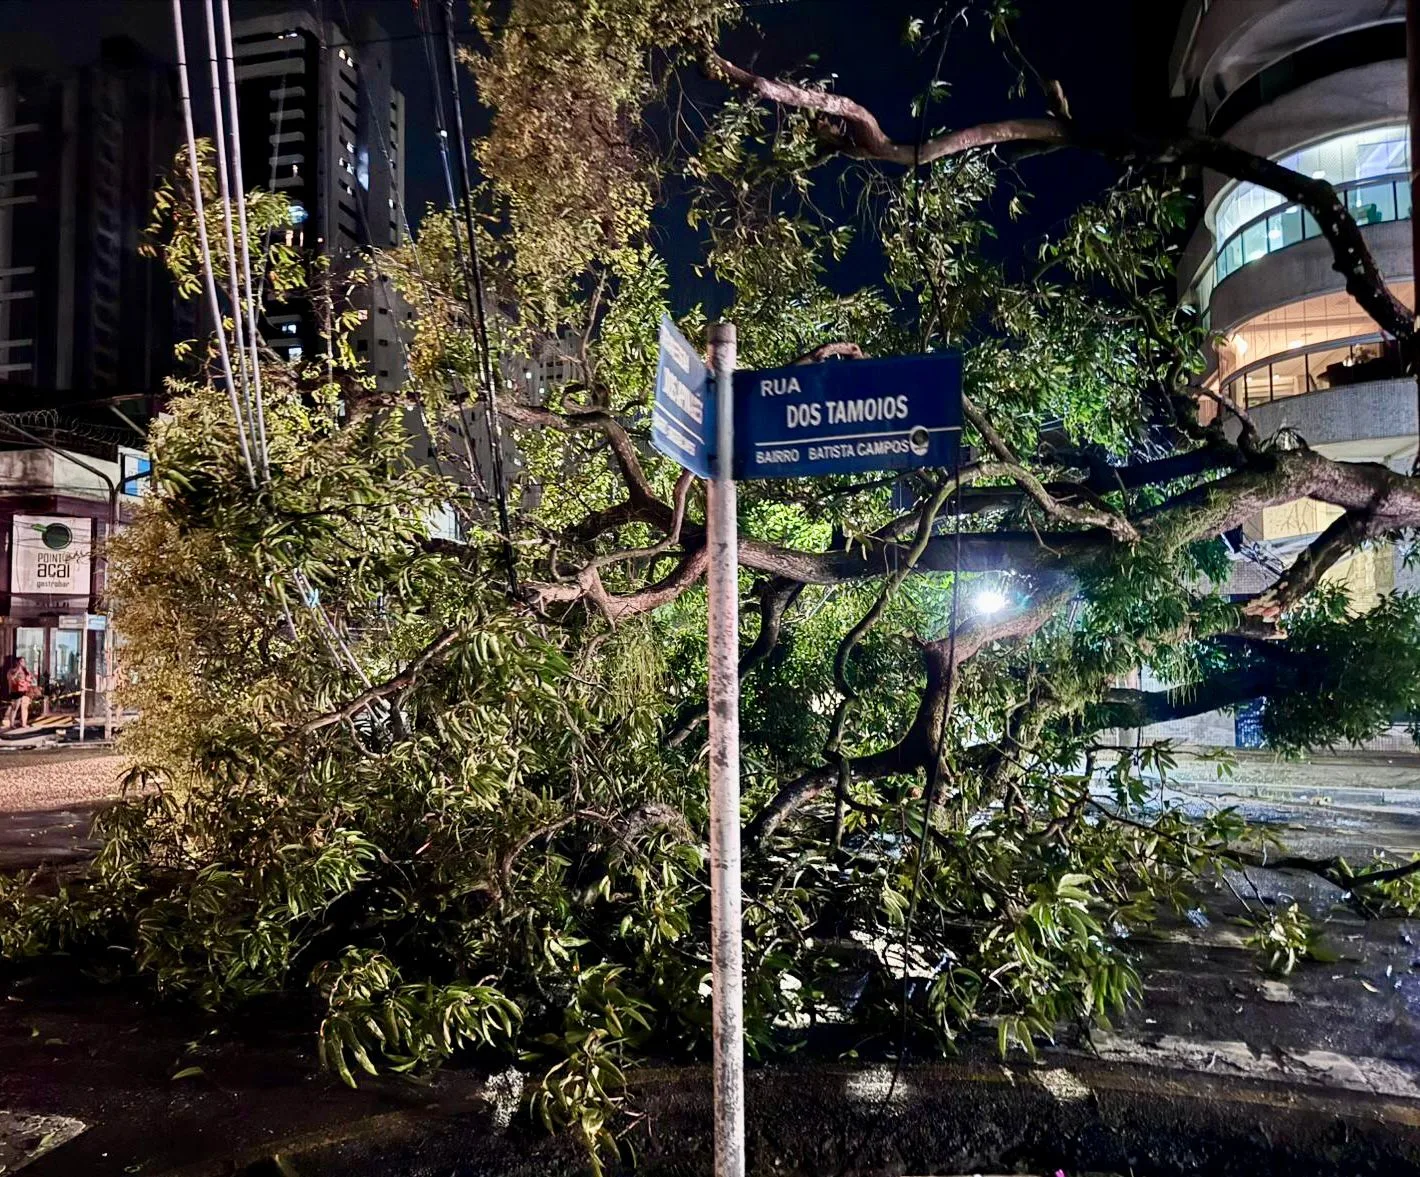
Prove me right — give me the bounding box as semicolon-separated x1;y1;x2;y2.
1174;0;1413;605
0;36;181;403
231;2;407;390
0;38;177;727
1150;0;1415;750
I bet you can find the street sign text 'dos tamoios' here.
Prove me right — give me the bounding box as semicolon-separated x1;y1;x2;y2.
651;316;961;479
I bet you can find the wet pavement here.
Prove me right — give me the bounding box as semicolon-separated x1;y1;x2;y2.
0;973;1416;1176
0;805;105;871
0;747;125;871
0;748;126;814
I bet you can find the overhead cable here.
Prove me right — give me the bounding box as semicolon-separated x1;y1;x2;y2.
438;0;517;592
218;0;273;478
169;0;257;487
331;0;496;507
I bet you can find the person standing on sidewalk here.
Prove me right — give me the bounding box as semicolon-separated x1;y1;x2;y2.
4;656;36;730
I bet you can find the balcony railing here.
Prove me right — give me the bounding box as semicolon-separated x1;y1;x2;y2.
1216;333;1400;411
1213;174;1411;289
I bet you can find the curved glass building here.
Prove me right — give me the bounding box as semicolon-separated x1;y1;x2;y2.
1173;0;1412;607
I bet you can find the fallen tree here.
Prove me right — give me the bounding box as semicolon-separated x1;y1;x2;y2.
4;0;1420;1163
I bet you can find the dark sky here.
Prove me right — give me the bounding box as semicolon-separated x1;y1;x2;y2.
0;0;1188;307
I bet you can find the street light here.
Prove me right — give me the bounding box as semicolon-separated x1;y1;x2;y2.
973;588;1007;616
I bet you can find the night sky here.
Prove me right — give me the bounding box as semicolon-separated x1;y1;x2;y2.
0;0;1187;308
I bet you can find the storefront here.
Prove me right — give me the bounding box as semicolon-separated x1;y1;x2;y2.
0;501;117;722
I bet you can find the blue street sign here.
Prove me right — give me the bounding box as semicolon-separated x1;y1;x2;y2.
651;316;715;478
732;353;961;479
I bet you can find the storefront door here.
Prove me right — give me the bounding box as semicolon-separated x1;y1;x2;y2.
13;626;44;681
49;628;82;710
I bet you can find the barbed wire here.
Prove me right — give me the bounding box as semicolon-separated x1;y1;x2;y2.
0;409;141;450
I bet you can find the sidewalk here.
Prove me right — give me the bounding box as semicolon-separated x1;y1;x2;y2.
0;750;128;871
1164;747;1420;802
0;749;127;814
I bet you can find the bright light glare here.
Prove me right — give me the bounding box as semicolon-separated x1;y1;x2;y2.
974;589;1007;615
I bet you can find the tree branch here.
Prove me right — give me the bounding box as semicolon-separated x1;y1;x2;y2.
499;399;665;511
588;469;694;570
708;54;1414;344
744;574;1077;849
707;53;1069;166
665;576;803;747
791;341;865;365
530;544;710;624
1240;509;1380;630
963;396;1139;542
301;627;462;735
1095;666;1277;730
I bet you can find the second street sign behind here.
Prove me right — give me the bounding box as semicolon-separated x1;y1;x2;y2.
732;353;961;480
651;315;715;478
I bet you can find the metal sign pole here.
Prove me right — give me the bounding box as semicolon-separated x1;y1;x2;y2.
705;320;744;1177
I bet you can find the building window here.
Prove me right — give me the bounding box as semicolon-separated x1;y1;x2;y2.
1215;124;1410;243
1209;283;1416;410
1210;175;1412;294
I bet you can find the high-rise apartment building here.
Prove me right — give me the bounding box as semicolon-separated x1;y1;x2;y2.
231;1;407;390
0;36;181;405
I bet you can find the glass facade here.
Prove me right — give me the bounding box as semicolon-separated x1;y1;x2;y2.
1212;176;1410;289
1214;125;1409;242
1209;284;1415;410
1201;126;1412;306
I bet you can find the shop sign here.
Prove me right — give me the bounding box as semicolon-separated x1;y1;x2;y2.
11;515;93;597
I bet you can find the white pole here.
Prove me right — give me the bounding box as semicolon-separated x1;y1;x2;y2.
217;0;271;478
201;0;257;463
705;320;744;1177
170;0;257;486
102;621;113;743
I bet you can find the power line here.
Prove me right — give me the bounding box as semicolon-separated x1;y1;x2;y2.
411;0;518;589
318;0;841;50
328;0;504;519
436;0;517;593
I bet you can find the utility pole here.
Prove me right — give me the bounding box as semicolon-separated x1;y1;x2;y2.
705;321;744;1177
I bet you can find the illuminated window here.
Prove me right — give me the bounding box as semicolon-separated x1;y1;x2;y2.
1210;283;1415;408
1215;125;1410;242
